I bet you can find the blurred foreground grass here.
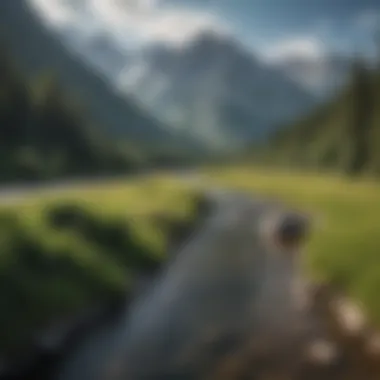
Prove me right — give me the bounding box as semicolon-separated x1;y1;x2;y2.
203;166;380;323
2;168;380;356
0;175;196;356
4;175;196;253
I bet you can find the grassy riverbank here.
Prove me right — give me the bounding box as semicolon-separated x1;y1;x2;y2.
203;166;380;323
2;167;380;356
0;175;197;357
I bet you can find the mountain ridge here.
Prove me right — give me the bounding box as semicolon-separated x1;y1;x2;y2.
116;30;318;148
0;0;193;150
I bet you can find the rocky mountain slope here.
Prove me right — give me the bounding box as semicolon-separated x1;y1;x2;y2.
0;0;188;149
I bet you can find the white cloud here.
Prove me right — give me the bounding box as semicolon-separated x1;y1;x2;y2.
29;0;79;25
92;1;229;44
28;0;230;46
354;9;380;32
261;36;327;63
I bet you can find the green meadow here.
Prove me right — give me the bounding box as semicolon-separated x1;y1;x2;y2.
0;175;196;355
203;166;380;323
1;168;380;355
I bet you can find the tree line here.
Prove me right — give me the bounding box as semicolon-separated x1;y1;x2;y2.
0;47;144;183
261;43;380;177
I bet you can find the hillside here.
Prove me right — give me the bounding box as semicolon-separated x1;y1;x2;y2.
0;0;186;149
0;45;145;183
272;54;351;99
263;61;380;176
0;177;199;371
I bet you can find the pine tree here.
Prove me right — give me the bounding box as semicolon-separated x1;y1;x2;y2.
345;57;374;175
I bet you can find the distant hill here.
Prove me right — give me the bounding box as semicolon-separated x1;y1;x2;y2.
0;0;188;149
261;60;380;176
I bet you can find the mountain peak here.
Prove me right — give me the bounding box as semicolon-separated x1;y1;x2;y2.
181;30;242;56
115;28;317;148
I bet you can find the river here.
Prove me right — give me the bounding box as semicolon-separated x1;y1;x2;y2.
50;190;321;380
1;174;334;380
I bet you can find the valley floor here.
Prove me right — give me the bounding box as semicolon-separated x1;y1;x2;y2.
201;165;380;323
1;166;380;379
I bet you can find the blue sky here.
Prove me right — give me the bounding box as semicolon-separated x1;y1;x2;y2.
30;0;380;61
176;0;380;56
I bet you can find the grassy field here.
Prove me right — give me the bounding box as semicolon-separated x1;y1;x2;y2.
0;175;197;355
2;168;380;355
27;167;379;324
202;166;380;324
3;175;197;253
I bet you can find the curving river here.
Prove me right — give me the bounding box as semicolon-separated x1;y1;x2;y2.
50;190;322;380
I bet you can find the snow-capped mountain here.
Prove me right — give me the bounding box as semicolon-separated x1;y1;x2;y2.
23;0;356;151
114;31;318;148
